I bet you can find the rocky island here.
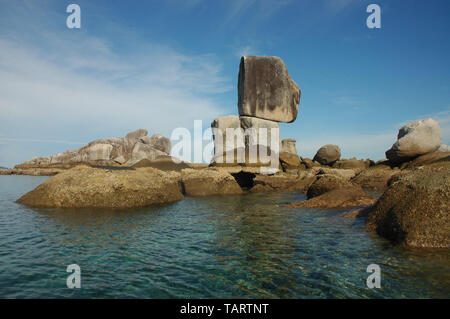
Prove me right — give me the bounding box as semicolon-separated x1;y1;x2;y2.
10;56;450;249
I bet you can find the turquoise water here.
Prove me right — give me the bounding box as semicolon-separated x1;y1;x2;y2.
0;175;449;298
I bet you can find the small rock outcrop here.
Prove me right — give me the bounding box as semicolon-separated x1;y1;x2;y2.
386;118;442;164
288;186;376;209
238;56;301;123
366;162;450;248
16;166;184;208
313;144;341;166
181;168;243;196
351;166;402;192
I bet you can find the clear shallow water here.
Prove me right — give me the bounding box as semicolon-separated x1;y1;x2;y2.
0;175;449;298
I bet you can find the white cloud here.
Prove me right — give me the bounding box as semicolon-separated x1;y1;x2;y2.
0;5;233;167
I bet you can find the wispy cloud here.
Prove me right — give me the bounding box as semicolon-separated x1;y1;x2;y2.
0;2;232;167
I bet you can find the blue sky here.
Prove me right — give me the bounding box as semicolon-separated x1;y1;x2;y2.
0;0;449;167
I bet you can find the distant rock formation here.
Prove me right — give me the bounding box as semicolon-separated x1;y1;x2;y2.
15;129;171;169
386;118;442;164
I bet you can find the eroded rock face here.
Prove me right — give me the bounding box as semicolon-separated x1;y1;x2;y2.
180;168;243;196
366;162;450;248
402;152;450;169
386;118;442;163
16;129;171;168
16;166;184;208
313;144;341;166
238;56;301;123
332;158;373;170
279;152;301;171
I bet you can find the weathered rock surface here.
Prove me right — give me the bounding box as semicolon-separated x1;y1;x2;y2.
386;118;442;163
16;129;171;169
211;115;243;158
140;134;171;154
366;162;450;248
238;56;301;123
239;116;280;152
181;168;243;196
313;144;341;165
351;166;403;192
332;158;373;170
288;185;376;209
306;174;355;199
281;138;297;155
437;144;450;153
279;152;301;171
341;206;373;218
132;156;190;171
250;171;316;193
402;152;450;169
16;166;184;208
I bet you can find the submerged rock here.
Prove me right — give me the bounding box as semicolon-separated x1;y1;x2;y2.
238;56;301;123
16;166;184;208
366;162;450;248
386;118;442;164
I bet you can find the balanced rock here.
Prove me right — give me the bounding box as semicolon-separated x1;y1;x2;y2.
238;56;301;123
16;166;184;208
366;162;450;248
386;118;442;164
313;144;341;165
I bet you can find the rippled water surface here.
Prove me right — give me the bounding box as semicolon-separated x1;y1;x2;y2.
0;175;449;298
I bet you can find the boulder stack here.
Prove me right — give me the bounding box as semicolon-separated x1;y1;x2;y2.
211;56;301;170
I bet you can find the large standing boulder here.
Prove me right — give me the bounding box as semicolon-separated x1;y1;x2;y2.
210;115;244;165
313;144;341;165
239;116;280;155
16;166;184;208
386;118;442;163
366;162;450;248
238;56;301;123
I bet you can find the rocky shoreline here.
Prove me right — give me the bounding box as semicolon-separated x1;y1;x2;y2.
6;55;450;249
